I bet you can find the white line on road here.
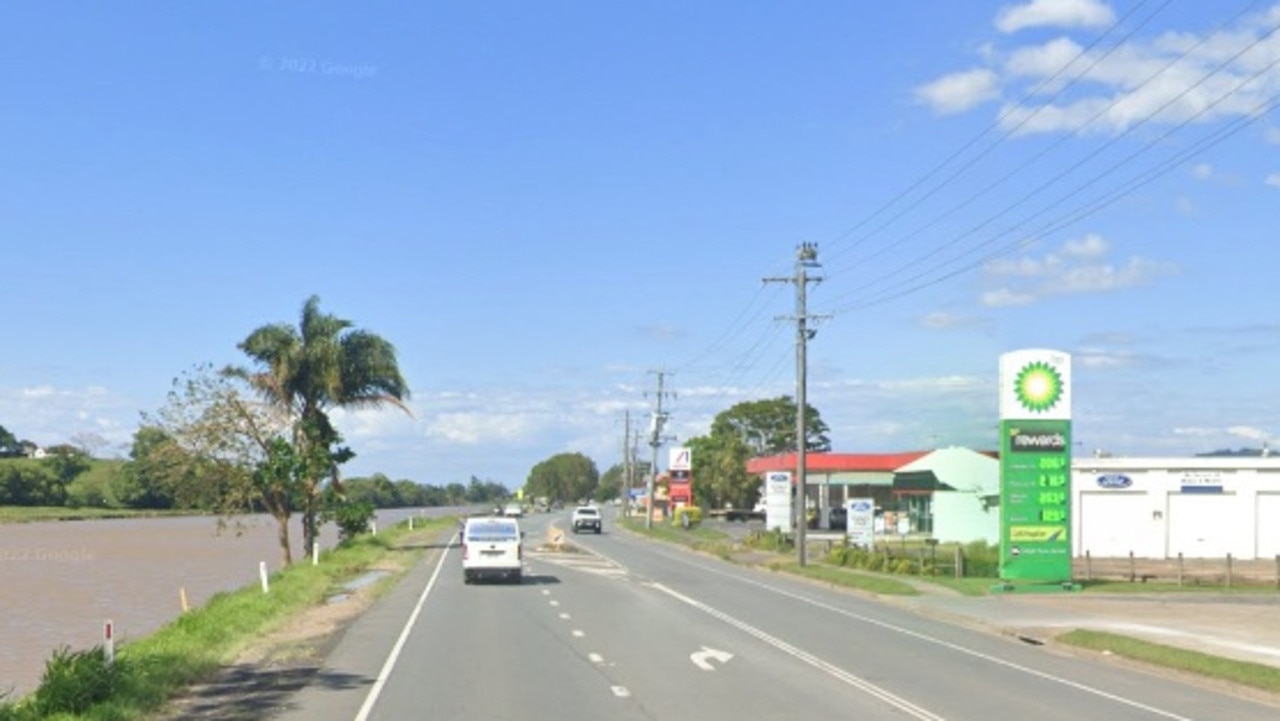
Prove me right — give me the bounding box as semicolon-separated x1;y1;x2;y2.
611;686;631;698
352;540;451;721
550;600;560;607
541;589;550;596
559;612;571;620
572;630;585;638
635;546;1196;721
588;652;604;664
649;582;948;721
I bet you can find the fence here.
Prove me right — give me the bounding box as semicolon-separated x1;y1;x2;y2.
1078;551;1280;588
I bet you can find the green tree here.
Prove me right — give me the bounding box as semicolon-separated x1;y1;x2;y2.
596;463;624;502
525;452;599;503
0;425;19;457
148;364;300;564
686;432;755;510
709;396;831;455
230;295;410;561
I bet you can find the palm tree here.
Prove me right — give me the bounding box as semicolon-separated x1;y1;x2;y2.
230;295;410;560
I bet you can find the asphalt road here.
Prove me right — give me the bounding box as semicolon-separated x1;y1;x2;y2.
274;509;1279;721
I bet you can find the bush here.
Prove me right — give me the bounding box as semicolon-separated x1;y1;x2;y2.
745;528;793;552
671;506;703;529
328;500;376;542
32;645;119;715
960;540;1000;578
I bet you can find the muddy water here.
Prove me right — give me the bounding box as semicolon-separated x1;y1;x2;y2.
0;508;436;698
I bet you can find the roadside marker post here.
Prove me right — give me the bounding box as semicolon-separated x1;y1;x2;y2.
180;586;189;613
313;541;319;566
259;561;269;593
103;620;114;665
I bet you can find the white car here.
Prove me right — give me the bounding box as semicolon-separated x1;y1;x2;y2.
571;506;602;534
462;516;523;583
503;502;524;518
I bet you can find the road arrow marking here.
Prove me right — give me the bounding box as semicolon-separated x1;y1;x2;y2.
690;646;734;671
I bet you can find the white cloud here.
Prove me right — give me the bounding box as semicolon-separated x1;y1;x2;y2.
1191;163;1214;180
1062;232;1109;258
0;385;138;456
1266;173;1280;189
1005;37;1086;84
914;68;1001;114
983;233;1174;305
996;0;1116;34
982;288;1037;307
426;412;539;445
923;5;1280;136
1228;425;1270;441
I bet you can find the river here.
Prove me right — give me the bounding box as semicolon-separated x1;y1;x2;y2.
0;507;453;698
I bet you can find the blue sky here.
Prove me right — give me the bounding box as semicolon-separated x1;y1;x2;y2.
3;0;1280;487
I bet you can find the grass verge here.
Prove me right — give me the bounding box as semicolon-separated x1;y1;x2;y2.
1058;630;1280;693
0;517;453;720
773;562;921;596
617;517;735;557
0;507;195;524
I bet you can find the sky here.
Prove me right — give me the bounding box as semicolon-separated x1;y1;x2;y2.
3;0;1280;488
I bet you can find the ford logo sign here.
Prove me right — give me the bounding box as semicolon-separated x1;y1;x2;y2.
850;501;873;512
1097;474;1132;489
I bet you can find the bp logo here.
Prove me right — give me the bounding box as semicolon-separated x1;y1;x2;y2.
1014;361;1063;413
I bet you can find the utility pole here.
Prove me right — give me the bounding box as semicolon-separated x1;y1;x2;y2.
765;243;825;566
645;370;675;530
621;410;632;517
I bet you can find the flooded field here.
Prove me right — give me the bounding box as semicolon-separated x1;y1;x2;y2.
0;507;443;698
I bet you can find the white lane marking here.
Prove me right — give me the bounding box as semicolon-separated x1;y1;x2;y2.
542;589;551;596
589;652;604;664
630;546;1196;721
550;600;560;607
573;629;585;638
559;612;571;620
353;539;450;721
690;646;734;671
650;582;947;721
611;686;631;698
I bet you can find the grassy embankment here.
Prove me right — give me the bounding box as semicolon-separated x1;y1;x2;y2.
617;517;920;596
1059;630;1280;694
0;516;454;721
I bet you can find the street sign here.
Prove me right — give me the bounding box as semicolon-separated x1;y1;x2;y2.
765;472;792;532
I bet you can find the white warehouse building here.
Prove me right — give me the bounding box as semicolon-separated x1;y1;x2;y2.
1070;456;1280;560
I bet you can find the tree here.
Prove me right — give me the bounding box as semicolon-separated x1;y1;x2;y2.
230;295;410;561
525;452;599;503
148;364;299;565
0;425;19;457
596;464;624;502
686;432;755;510
709;396;831;456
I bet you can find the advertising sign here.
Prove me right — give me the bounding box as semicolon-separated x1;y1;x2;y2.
998;349;1073;583
669;447;692;472
764;472;793;533
846;498;874;547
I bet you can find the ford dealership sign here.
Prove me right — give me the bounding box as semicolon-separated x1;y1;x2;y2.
1096;474;1132;489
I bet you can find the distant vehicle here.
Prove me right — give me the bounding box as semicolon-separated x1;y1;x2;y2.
461;517;523;584
503;502;524;518
571;506;602;534
828;506;847;531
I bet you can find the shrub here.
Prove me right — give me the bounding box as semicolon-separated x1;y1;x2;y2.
327;500;376;542
745;528;793;552
672;506;703;529
960;540;1000;578
32;645;119;715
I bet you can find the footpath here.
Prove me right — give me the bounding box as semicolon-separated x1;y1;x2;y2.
893;585;1280;670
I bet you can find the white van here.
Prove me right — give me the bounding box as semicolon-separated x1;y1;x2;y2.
461;516;523;583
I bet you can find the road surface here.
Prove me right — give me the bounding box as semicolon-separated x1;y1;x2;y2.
273;509;1279;720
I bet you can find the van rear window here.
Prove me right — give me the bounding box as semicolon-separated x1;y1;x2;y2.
466;521;518;542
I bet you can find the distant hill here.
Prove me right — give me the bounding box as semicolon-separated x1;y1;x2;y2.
1195;447;1273;458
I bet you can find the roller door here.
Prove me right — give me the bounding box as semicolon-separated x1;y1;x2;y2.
1077;492;1149;557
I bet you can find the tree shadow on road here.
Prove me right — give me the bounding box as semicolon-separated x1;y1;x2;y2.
152;662;371;721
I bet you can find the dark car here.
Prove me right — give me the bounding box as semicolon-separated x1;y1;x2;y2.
828;506;847;531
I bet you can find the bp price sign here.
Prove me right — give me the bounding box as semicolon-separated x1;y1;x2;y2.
998;349;1072;583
